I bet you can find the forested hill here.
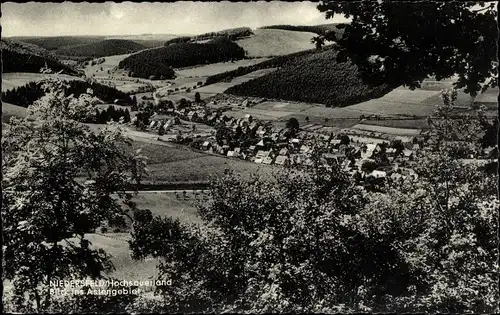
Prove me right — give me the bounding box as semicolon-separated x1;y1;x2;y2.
164;27;254;46
260;23;344;39
1;39;78;75
56;39;147;58
2;80;133;108
118;37;246;80
225;47;397;107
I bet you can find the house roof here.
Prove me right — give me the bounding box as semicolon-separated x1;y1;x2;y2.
275;155;288;165
403;149;413;157
279;148;288;155
257;140;265;146
369;170;387;178
262;157;273;164
256;150;270;158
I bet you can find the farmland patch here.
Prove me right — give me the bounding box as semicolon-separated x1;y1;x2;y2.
175;58;270;77
351;124;422;136
236;29;316;57
2;72;83;92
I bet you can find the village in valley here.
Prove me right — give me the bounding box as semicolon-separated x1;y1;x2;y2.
125;88;497;190
2;1;498;313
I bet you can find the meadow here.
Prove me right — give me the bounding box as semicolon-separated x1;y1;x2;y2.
194;68;277;95
1;102;27;123
174;58;270;77
351;123;422;136
2;72;83;92
359;119;430;129
235;29;316;57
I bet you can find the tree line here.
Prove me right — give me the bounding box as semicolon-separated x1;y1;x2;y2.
204;45;336;85
2;49;78;75
164;28;253;47
119;37;246;80
83;105;132;124
260;24;343;38
2;79;134;108
225;49;397;107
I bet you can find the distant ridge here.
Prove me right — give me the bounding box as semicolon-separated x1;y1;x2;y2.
1;38;78;75
56;39;147;58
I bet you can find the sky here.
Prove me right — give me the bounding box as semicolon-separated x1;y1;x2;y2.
1;1;350;37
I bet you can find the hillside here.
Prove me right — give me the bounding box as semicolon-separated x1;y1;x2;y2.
235;29;316;57
118;37;246;80
8;36;104;51
1;39;79;75
260;23;344;39
2;80;134;108
225;48;397;107
205;45;333;85
164;27;253;46
55;39;147;57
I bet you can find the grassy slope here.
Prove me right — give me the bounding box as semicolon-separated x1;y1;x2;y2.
2;73;83;92
8;36;105;51
56;39;147;57
225;48;396;107
127;141;276;184
259;23;345;38
235;29;316;57
1;102;27;123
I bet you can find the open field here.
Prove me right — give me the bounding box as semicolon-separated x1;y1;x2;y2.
104;34;182;42
83;53;134;77
280;114;360;130
344;99;437;117
302;106;371;119
373;87;441;104
195;68;277;95
132;192;200;224
253;101;316;112
474;87;498;106
175;58;269;77
145;155;276;183
2;72;83;92
2;102;27;122
351;124;422;136
359;119;430;129
235;29;316;57
130;140;206;165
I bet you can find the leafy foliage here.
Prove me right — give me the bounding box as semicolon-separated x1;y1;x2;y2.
317;1;498;95
2;79;133;108
193;27;254;41
85;106;131;124
119;37;246;79
127;86;498;312
2;76;147;312
225;48;396;107
130;163;408;313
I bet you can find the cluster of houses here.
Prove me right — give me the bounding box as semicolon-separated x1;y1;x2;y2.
142;103;422;185
134;96;497;189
